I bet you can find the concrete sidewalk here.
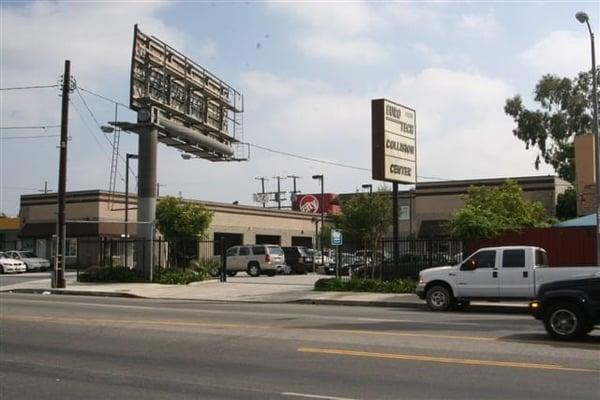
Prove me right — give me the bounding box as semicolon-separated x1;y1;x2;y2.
0;273;529;313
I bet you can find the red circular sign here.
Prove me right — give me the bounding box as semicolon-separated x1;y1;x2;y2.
299;195;319;213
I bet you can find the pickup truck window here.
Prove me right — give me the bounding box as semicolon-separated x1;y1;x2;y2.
239;247;250;256
502;250;525;268
535;249;549;267
460;250;496;270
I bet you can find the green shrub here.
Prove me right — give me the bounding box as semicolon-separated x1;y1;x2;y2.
79;266;141;283
314;277;417;293
153;258;219;285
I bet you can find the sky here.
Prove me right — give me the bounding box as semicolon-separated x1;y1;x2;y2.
1;0;598;216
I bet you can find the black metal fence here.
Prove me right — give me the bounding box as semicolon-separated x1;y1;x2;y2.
2;237;463;281
312;239;463;280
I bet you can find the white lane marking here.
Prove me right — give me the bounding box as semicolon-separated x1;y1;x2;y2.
282;392;361;400
0;297;489;326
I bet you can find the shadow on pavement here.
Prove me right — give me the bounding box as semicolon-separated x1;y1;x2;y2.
497;332;600;350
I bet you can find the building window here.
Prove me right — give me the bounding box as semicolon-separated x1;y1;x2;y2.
51;238;78;257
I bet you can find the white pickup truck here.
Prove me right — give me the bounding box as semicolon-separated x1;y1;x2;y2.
416;246;600;311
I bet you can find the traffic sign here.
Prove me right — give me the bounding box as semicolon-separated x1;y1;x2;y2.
331;230;343;246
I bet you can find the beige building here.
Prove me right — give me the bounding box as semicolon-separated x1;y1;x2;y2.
16;190;320;266
339;175;571;238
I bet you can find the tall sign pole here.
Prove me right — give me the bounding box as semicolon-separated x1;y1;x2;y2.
54;60;71;289
372;99;417;276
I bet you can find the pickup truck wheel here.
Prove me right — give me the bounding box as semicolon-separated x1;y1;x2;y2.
543;303;587;341
247;263;261;277
426;285;452;311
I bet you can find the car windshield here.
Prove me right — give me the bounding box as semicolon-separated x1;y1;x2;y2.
0;253;7;259
267;246;284;255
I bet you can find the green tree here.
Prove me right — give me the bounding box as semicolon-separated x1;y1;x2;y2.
155;196;214;267
504;69;599;183
337;189;392;250
448;180;553;241
556;187;577;221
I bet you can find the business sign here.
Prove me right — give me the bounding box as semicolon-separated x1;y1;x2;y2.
331;230;343;246
299;195;319;213
371;99;416;184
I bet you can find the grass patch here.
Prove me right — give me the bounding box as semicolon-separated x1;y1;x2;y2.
314;277;417;293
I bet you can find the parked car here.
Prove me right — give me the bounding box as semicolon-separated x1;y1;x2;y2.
282;246;311;274
0;252;27;274
213;245;287;277
529;277;600;340
5;250;51;272
417;246;600;311
309;250;332;266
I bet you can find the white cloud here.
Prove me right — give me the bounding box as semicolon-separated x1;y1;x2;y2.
239;68;555;191
521;30;589;77
384;68;554;179
297;34;388;64
455;10;499;37
267;1;380;36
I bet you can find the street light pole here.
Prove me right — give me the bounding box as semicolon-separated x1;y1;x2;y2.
361;184;373;196
312;174;324;253
576;11;600;264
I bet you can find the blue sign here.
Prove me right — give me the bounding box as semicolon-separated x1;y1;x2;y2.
331;230;343;246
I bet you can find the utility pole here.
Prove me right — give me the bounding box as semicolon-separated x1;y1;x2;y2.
156;182;166;197
38;181;51;194
255;177;268;208
287;175;301;205
273;176;286;210
54;60;71;289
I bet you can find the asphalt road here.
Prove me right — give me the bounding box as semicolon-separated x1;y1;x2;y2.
1;293;599;400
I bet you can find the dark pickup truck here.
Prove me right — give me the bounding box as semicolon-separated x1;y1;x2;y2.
529;276;600;340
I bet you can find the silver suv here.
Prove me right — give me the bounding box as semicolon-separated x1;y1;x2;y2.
222;245;287;277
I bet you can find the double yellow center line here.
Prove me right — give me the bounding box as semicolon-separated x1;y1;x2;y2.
298;347;599;373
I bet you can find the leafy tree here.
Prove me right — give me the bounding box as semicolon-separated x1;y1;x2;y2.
155;196;214;267
448;180;553;241
556;187;577;221
336;189;392;250
504;69;599;183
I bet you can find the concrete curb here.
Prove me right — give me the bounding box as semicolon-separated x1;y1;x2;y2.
2;288;530;313
2;288;143;298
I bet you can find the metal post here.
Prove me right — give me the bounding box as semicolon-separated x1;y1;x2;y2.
320;177;324;253
136;124;158;280
590;28;600;265
392;182;399;273
220;237;226;283
54;60;70;289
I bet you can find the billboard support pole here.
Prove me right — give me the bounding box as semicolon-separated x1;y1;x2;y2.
136;120;157;281
393;182;399;272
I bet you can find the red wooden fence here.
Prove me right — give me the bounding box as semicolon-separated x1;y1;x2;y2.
466;227;596;266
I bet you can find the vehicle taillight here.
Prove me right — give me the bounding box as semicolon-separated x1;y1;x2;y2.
265;254;271;263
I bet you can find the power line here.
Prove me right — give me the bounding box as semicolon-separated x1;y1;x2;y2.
73;86;450;182
0;125;61;130
1;134;60;140
0;84;58;91
75;88;136;178
69;98;125;183
78;86;130;109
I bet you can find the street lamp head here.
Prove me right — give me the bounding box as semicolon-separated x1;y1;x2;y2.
180;153;192;160
361;184;372;189
576;11;589;24
100;125;115;133
127;153;138;160
312;174;323;180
